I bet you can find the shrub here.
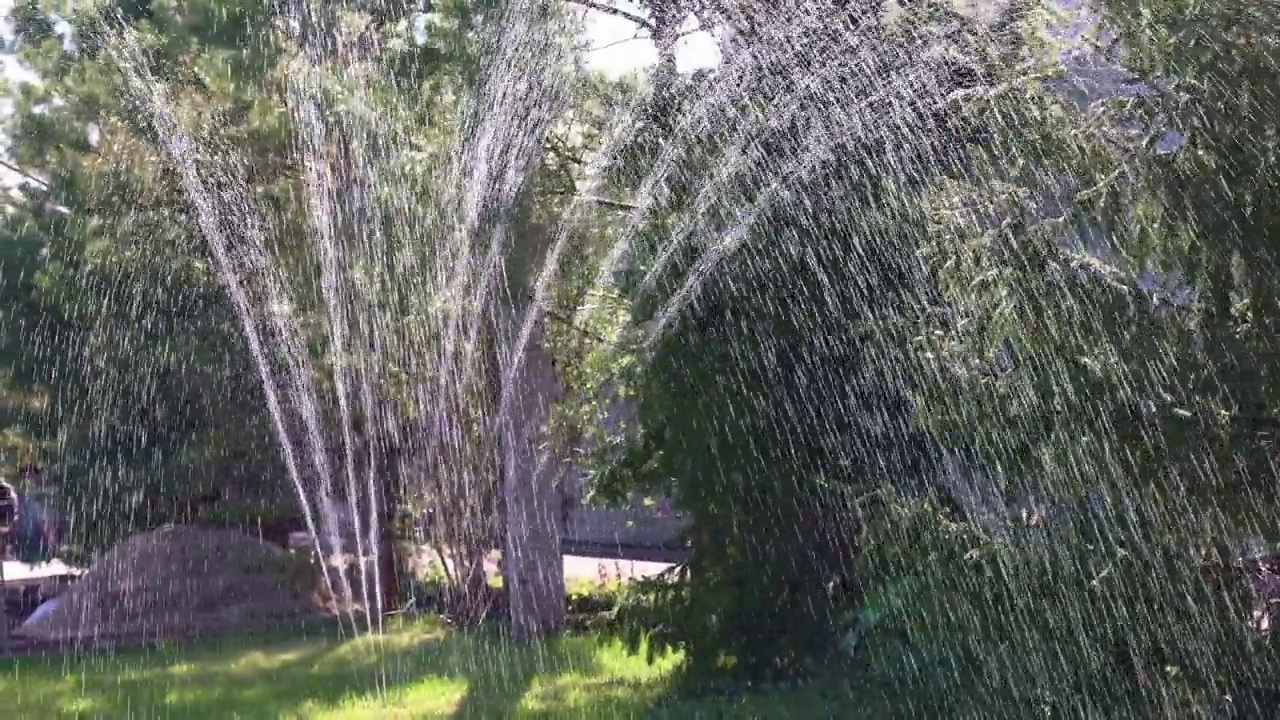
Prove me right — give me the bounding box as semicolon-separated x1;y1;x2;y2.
857;496;1280;717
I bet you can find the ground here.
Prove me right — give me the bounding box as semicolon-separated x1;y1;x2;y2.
0;530;859;717
0;617;859;719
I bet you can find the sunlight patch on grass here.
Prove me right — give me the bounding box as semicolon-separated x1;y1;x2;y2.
319;624;447;666
294;676;469;719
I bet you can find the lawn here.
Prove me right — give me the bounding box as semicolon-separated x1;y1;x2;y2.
0;617;866;719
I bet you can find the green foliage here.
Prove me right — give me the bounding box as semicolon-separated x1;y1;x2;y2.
914;0;1280;534
0;0;298;532
0;3;1274;712
575;0;1017;685
859;495;1280;717
1091;0;1280;466
886;7;1280;713
0;0;497;537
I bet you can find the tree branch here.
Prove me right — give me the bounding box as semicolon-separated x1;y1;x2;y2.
573;194;640;211
566;0;655;32
0;157;49;188
546;189;640;211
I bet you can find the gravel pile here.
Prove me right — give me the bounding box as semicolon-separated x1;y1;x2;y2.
16;525;327;647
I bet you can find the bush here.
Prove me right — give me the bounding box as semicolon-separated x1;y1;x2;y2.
607;471;866;688
857;496;1280;717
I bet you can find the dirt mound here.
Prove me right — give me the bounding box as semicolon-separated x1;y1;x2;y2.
16;525;327;647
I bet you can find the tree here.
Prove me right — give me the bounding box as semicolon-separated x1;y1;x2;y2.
0;0;466;614
1;0;299;547
879;0;1280;712
1091;0;1280;511
2;0;624;636
558;0;1021;684
913;0;1280;526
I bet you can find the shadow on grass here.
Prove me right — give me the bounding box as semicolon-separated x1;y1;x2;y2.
448;630;602;719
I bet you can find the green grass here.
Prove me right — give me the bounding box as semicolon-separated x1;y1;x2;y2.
0;617;864;719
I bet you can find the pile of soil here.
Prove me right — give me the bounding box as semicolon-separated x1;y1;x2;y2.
15;525;328;648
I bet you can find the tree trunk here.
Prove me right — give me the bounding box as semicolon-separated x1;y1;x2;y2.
376;469;402;616
501;317;566;640
404;372;501;627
